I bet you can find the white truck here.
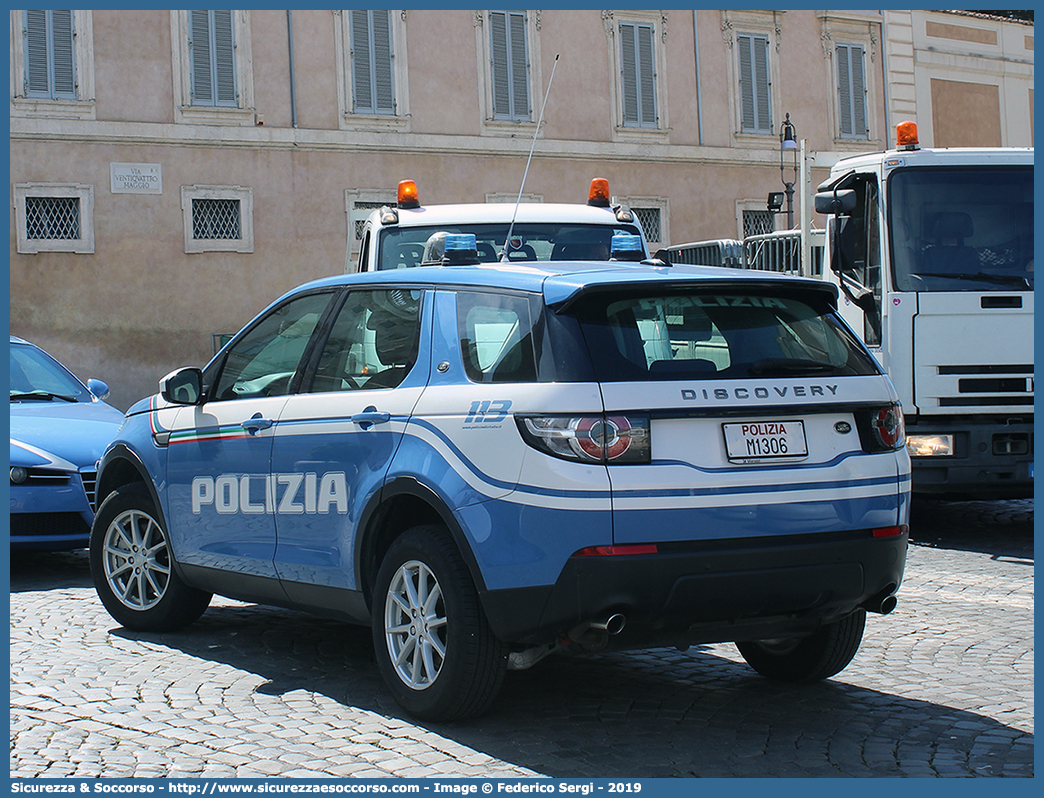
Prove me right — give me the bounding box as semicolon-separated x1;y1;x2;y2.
349;178;649;272
813;122;1033;498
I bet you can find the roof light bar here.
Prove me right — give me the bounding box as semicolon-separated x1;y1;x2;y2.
896;121;919;151
588;178;611;207
397;179;420;209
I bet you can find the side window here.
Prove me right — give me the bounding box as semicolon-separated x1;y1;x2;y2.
309;289;423;392
860;178;882;345
212;292;334;401
458;292;538;383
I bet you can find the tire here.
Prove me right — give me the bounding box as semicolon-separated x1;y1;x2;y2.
736;609;866;683
89;483;212;632
371;525;507;721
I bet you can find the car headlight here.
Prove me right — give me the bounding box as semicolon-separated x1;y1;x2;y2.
10;467;28;484
906;434;954;457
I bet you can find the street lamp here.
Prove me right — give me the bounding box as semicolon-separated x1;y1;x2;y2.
779;112;798;229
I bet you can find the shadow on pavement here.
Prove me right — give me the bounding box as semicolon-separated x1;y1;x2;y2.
110;600;1033;778
909;498;1033;562
9;548;93;592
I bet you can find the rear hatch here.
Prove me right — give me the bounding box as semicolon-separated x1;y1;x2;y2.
562;279;908;545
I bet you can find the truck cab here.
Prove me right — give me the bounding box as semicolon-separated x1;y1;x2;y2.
350;178;649;272
815;122;1033;497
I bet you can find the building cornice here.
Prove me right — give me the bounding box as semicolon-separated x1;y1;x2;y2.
9;117;806;170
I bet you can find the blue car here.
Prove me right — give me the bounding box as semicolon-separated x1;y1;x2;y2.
89;236;910;720
9;336;124;550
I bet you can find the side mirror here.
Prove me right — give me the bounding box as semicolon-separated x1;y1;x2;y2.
160;367;204;405
86;378;110;401
815;189;857;216
828;216;859;276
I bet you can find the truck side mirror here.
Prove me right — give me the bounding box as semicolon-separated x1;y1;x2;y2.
815;189;857;215
828;216;859;276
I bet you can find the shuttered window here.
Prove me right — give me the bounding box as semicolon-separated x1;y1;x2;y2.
188;10;237;108
351;9;395;115
620;22;657;128
837;43;868;139
489;11;530;121
24;10;76;100
737;34;771;134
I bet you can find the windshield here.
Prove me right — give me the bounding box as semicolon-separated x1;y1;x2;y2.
571;289;879;382
376;222;644;269
889;166;1033;292
10;343;91;402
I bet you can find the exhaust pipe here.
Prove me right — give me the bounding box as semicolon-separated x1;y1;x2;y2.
861;587;898;615
588;613;626;636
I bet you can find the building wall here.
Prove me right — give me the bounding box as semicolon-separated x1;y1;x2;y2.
884;10;1034;148
9;9;1031;408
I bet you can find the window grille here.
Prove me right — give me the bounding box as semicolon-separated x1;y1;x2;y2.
620;22;657;128
192;198;241;240
25;196;80;240
743;209;775;238
353;201;386;240
633;207;662;243
490;11;530;121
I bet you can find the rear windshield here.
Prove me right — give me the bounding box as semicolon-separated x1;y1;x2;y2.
571;289;879;382
378;222;644;269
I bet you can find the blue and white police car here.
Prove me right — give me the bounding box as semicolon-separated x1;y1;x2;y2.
90;237;910;721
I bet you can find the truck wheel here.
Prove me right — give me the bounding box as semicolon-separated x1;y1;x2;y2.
736;609;866;682
89;483;211;632
372;525;507;721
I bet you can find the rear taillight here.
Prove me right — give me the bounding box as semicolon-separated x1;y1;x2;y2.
870;403;906;451
872;525;908;538
574;544;658;557
517;413;651;464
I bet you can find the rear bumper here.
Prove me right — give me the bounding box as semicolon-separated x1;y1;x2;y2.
481;529;907;647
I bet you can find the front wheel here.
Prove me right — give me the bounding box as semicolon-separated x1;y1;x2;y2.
736;609;866;682
371;525;506;721
89;483;211;632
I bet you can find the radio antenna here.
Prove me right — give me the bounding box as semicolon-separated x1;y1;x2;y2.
501;53;560;262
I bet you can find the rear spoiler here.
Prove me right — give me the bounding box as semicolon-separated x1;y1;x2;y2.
545;275;839;314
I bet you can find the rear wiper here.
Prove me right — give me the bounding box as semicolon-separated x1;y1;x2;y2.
10;391;78;402
917;272;1032;289
749;358;841;376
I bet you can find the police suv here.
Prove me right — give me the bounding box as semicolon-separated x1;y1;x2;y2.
351;178;649;272
90;236;910;721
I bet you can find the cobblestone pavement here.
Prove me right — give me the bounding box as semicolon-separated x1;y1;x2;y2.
10;499;1033;778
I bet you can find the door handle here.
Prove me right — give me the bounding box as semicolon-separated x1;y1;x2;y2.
241;414;274;435
351;406;391;430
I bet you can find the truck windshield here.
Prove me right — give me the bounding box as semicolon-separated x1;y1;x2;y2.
376;222;644;269
888;166;1033;292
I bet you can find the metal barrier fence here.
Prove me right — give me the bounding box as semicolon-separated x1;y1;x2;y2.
668;230;825;277
666;239;746;269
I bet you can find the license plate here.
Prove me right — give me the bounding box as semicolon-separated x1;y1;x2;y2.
723;420;808;463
